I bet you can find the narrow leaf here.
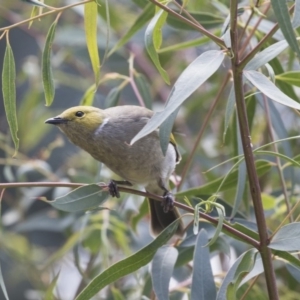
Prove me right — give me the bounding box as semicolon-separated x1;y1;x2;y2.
85;1;100;84
223;86;235;142
270;0;300;57
292;0;300;29
42;20;57;106
245;39;289;71
145;10;170;84
269;223;300;251
276;71;300;87
244;70;300;110
134;73;152;109
151;246;178;300
47;184;108;212
75;219;180;300
206;206;225;247
217;249;257;300
2;43;19;156
80;84;96;106
44;272;60;300
104;86;121;108
131;50;225;145
191;229;216;300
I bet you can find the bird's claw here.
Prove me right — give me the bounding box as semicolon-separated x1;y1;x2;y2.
162;192;174;213
108;180;120;198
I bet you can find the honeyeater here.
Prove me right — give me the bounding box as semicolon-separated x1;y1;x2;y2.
45;105;184;236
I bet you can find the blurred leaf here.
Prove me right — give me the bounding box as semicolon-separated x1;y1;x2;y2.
276;71;300;87
75;219;181;300
80;84;96;106
0;263;9;300
134;73;152;109
42;20;57;106
223;85;235;142
261;193;276;210
191;229;216;300
151;246;178;300
269;223;300;251
274;250;300;268
145;9;170;84
177;160;272;196
44;272;60;300
217;249;258;300
131;50;225;145
131;198;149;232
286;264;300;283
292;0;300;28
245;39;289;71
47;184;109;212
108;3;154;56
166;11;224;31
84;1;100;84
28;5;39;28
2;42;19;157
244;70;300;110
270;0;300;57
104;86;121;108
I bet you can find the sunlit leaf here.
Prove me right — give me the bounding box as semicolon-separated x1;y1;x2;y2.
42;20;57;106
2;42;19;157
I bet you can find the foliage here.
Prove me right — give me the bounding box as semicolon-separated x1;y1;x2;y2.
1;0;300;299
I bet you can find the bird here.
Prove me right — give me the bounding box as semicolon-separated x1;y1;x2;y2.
45;105;184;236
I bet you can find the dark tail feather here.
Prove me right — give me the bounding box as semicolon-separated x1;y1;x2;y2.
148;198;185;236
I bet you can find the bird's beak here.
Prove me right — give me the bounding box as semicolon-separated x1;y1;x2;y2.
45;116;68;125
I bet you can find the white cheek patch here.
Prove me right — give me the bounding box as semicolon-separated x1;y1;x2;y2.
95;118;109;135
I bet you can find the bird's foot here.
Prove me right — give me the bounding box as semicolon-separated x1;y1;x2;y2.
162;192;174;213
108;180;120;198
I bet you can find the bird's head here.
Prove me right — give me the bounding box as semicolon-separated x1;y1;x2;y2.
45;106;105;130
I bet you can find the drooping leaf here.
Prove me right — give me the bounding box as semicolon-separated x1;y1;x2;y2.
269;223;300;251
2;42;19;157
151;246;178;300
244;70;300;110
145;9;170;84
75;219;180;300
84;1;100;85
42;20;57;106
131;50;225;145
46;184;109;212
270;0;300;57
191;230;216;300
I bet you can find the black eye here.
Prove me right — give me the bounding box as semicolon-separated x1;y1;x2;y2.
75;111;84;117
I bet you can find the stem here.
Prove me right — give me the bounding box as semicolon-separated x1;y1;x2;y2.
177;72;231;191
147;0;225;48
0;181;259;248
230;1;279;299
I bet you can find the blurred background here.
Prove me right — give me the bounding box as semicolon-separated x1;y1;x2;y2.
1;0;300;299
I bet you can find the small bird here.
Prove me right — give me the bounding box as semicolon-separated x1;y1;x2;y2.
45;105;184;236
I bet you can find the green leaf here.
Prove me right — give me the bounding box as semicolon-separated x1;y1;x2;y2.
131;198;149;232
275;71;300;87
47;184;109;212
44;272;60;300
42;20;57;106
274;250;300;269
292;0;300;29
217;249;258;300
134;73;152;109
145;9;170;84
104;86;121;108
0;262;9;300
244;70;300;110
269;223;300;251
177;160;272;196
191;230;216;300
261;193;276;210
151;246;178;300
84;1;100;84
270;0;300;57
80;84;96;106
206;206;225;247
223;86;235;142
131;50;225;145
108;3;154;56
2;42;19;157
75;219;180;300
